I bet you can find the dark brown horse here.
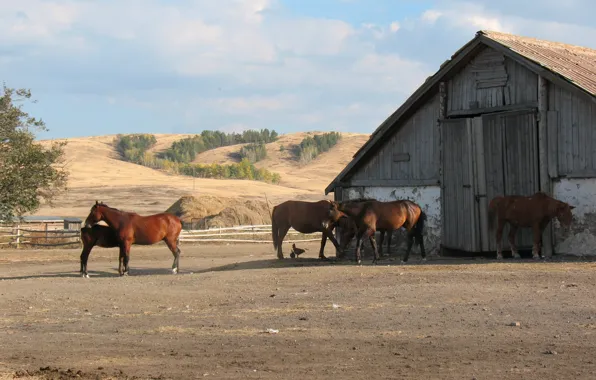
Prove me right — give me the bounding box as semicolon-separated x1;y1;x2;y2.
337;199;426;264
79;224;120;278
271;200;344;260
488;192;575;260
84;201;183;276
335;198;396;256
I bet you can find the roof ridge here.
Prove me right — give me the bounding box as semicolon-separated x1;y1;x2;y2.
479;30;596;55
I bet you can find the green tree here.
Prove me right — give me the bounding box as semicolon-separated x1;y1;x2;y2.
0;85;68;221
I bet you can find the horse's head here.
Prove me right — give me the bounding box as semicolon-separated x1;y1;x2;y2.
327;201;345;222
84;201;105;228
555;201;575;228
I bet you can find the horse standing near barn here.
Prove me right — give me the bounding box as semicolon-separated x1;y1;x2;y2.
79;224;121;278
488;192;575;260
271;200;344;260
335;198;397;257
83;201;183;276
337;199;426;265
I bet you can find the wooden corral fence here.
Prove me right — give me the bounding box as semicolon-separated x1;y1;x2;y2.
179;224;320;244
0;222;322;249
0;217;83;249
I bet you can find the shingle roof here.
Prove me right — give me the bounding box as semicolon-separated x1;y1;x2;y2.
480;30;596;96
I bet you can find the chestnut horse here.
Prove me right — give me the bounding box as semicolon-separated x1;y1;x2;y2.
338;199;426;264
84;201;183;276
79;224;120;278
271;200;344;260
335;198;396;256
488;192;575;260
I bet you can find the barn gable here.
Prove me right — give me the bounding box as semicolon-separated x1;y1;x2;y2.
326;30;596;195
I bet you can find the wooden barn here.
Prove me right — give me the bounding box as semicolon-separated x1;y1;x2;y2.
325;30;596;257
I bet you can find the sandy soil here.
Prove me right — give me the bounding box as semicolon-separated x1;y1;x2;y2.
1;242;596;379
35;132;368;219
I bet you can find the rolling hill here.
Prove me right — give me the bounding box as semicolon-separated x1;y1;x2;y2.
34;132;369;219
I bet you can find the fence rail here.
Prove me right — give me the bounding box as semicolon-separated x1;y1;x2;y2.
0;224;323;249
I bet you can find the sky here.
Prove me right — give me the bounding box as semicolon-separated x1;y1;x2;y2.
1;0;596;140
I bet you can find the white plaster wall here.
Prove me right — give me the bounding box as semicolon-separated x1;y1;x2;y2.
553;178;596;256
344;186;441;256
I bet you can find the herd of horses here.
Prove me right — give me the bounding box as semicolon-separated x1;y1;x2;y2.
79;192;575;277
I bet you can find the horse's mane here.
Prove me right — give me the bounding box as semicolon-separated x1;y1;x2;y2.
96;202;137;215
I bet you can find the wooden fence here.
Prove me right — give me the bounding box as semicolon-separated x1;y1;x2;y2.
0;224;322;249
0;225;81;249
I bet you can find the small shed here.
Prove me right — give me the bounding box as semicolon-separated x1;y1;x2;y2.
326;30;596;257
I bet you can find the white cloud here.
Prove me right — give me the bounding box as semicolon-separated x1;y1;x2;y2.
2;0;596;138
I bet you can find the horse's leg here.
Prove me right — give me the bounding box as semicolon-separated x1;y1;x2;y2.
386;231;392;257
321;226;341;258
537;219;550;260
495;219;505;260
80;245;92;278
401;229;415;264
378;231;385;257
508;225;520;259
120;240;132;276
277;224;290;259
318;231;329;260
532;223;543;260
164;238;181;274
369;234;380;264
354;232;364;265
415;228;427;263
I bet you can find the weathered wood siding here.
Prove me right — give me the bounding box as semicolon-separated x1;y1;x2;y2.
349;93;440;183
547;83;596;177
448;47;538;113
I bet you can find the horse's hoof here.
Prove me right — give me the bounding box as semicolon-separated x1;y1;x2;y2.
420;258;427;264
81;273;89;278
357;260;362;265
319;256;329;261
400;260;407;265
172;268;178;274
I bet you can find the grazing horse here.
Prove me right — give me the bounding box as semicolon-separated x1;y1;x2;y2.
84;201;183;276
335;198;396;256
271;200;344;260
338;199;426;265
488;192;575;260
79;224;120;278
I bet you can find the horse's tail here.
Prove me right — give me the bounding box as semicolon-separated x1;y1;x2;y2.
488;197;501;231
271;205;279;250
414;209;426;238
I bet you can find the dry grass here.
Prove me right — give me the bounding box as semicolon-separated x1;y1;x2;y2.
34;132;368;220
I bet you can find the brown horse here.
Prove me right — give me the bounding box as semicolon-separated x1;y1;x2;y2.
335;198;396;256
79;224;120;278
337;199;426;264
271;200;344;260
488;192;575;260
84;201;183;276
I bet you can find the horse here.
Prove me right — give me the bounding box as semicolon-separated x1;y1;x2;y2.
337;199;426;265
335;198;397;256
488;192;575;260
83;201;183;276
271;199;345;260
79;224;121;278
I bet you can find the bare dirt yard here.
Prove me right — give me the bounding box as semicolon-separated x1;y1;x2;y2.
1;242;596;379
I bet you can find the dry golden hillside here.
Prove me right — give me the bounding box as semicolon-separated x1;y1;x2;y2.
33;132;369;219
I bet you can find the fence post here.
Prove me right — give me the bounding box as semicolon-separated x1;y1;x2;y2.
16;224;20;249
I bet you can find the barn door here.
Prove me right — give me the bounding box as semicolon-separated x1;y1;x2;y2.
441;118;481;252
481;110;539;252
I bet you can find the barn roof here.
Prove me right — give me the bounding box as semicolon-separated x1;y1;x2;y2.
325;30;596;194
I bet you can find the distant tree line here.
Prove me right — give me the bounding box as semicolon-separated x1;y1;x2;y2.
239;142;268;163
294;132;342;164
114;134;157;163
160;129;278;163
113;133;281;184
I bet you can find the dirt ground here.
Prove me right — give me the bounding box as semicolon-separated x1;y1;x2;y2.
1;242;596;380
